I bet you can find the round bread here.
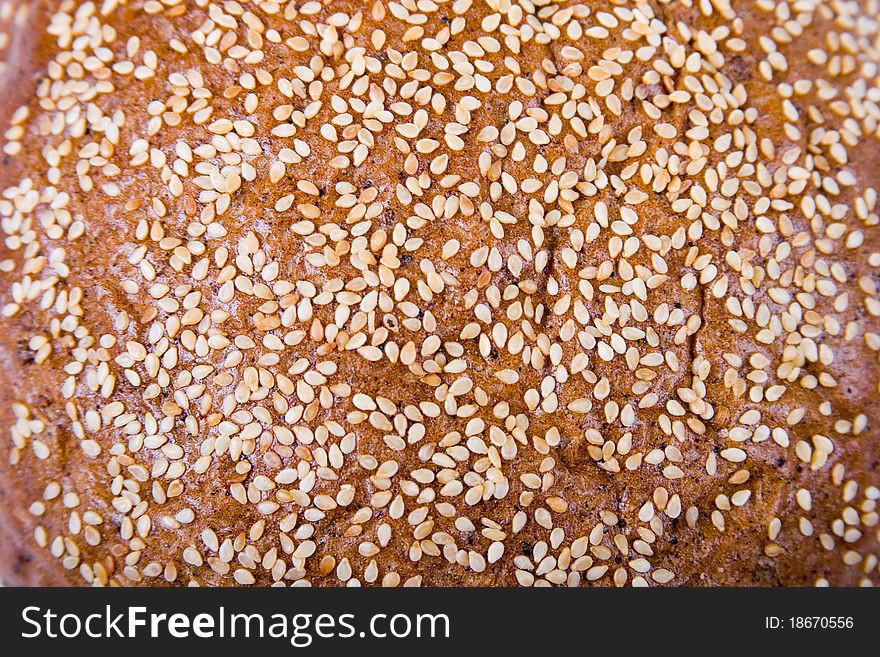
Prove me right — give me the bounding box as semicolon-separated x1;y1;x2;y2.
0;0;878;587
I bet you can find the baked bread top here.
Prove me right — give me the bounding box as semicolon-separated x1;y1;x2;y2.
0;0;878;587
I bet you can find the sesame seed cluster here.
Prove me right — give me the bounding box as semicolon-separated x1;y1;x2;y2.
0;0;878;587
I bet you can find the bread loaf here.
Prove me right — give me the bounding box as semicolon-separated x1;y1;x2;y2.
0;0;878;587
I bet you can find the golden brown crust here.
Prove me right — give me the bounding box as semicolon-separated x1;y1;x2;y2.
0;0;878;587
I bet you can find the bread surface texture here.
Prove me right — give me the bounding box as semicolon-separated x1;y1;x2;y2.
0;0;879;587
